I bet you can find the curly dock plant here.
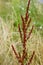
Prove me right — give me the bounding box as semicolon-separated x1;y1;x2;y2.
11;0;35;65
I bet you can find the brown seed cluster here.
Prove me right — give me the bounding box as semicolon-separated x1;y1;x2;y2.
11;0;35;65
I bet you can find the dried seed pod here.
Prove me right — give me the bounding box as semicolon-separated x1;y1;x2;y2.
12;0;35;65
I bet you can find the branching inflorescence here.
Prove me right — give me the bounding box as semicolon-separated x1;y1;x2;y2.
11;0;35;65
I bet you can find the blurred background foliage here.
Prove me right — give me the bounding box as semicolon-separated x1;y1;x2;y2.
0;0;43;35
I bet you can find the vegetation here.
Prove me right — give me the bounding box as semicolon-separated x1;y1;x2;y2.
12;0;35;65
0;0;43;65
